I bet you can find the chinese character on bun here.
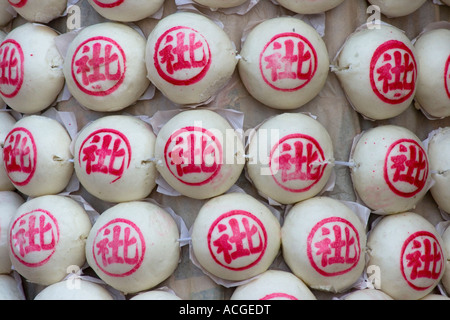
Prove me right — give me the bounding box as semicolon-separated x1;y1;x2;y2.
246;113;334;204
191;193;281;282
87;0;165;22
63;22;150;112
74;115;157;203
367;212;446;300
276;0;344;14
145;12;237;106
8;195;92;286
334;24;418;120
238;17;329;110
281;196;367;293
367;0;427;18
0;23;64;114
349;125;431;215
414;28;450;119
85;201;180;295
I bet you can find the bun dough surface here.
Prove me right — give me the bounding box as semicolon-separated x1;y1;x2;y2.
85;201;180;294
8;195;92;286
0;274;25;300
191;193;281;282
34;278;114;300
350;125;430;214
0;191;24;273
2;115;73;197
230;270;316;300
87;0;165;22
344;289;393;300
281;196;367;293
0;23;64;114
193;0;248;8
8;0;67;23
335;24;418;120
414;29;450;119
367;212;446;300
246;113;334;204
0;112;16;191
74;115;157;203
276;0;344;14
130;290;182;300
367;0;427;17
146;12;237;105
238;17;329;110
441;226;450;295
154;109;245;199
63;22;149;112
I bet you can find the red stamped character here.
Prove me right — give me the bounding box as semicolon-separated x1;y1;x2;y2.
78;129;132;183
92;218;146;277
3;127;37;186
384;139;428;198
92;0;124;8
207;210;267;271
7;0;27;8
9;209;59;268
164;126;222;186
307;217;361;277
71;36;126;96
401;231;444;291
269;133;327;193
260;32;317;92
0;39;24;99
370;40;417;104
445;55;450;99
154;26;211;86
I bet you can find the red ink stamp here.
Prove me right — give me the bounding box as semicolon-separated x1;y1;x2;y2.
307;217;361;277
445;55;450;99
71;36;126;96
384;139;428;198
164;126;222;186
269;133;327;193
78;128;132;183
9;209;59;267
260;32;317;92
370;40;417;104
8;0;27;8
92;218;146;277
92;0;124;8
400;231;444;291
3;127;37;186
260;293;298;300
0;39;24;99
207;210;267;271
154;26;211;86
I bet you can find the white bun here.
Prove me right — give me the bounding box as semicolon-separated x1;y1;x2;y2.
276;0;344;14
87;0;165;22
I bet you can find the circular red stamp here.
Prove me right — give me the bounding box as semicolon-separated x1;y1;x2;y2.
92;0;124;8
444;54;450;99
71;36;126;96
9;209;59;268
384;138;428;198
260;293;298;300
259;32;317;92
307;217;361;277
269;133;327;193
370;40;417;104
153;26;211;86
207;210;267;271
164;126;222;186
78;128;132;183
8;0;27;8
92;218;146;277
3;127;37;186
0;39;24;99
400;231;444;291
